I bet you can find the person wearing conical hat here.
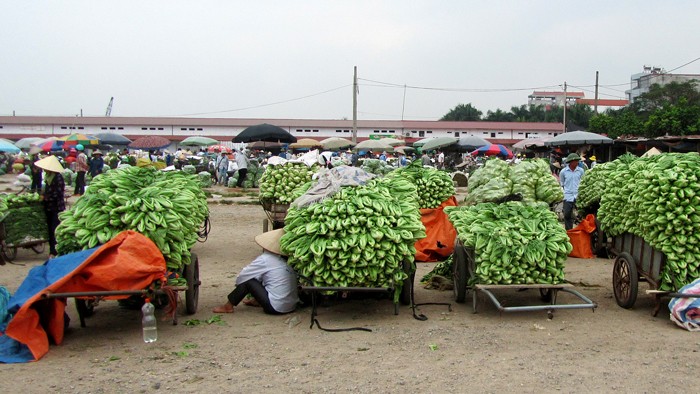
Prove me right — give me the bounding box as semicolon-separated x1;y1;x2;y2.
213;229;299;315
35;155;66;258
74;144;88;196
88;150;104;178
560;153;585;230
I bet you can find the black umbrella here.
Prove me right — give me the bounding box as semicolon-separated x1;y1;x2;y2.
455;136;490;151
95;132;132;146
232;123;297;143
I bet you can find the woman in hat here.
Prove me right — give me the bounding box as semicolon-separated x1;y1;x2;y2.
89;150;104;178
35;155;66;258
74;144;88;196
213;229;299;315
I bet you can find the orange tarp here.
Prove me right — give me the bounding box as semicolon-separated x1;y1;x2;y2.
415;196;458;262
4;230;165;361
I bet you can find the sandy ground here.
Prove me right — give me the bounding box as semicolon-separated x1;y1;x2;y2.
0;176;698;393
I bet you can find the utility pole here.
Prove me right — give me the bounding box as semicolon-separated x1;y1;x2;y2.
352;66;358;144
562;82;567;133
401;84;407;121
594;71;599;114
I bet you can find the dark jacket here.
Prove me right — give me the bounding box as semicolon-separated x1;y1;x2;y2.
44;173;66;213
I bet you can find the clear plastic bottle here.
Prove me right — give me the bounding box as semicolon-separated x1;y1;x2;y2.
141;298;157;343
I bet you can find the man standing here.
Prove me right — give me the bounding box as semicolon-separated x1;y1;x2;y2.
235;149;249;187
560;153;585;230
437;150;445;169
74;144;88;196
215;151;229;186
89;150;104;178
421;151;432;166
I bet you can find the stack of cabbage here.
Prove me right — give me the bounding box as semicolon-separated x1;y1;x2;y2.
598;153;700;291
198;171;213;188
465;158;563;205
0;193;48;246
280;177;425;301
446;202;571;285
360;158;394;175
387;160;455;209
55;166;208;271
578;154;636;211
259;162;318;204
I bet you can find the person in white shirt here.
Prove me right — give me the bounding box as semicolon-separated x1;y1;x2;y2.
213;229;299;315
437;151;445;169
234;149;249;187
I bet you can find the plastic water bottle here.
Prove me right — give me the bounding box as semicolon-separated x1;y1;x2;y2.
141;298;157;343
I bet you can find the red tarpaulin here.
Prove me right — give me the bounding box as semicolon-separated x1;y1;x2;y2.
415;196;458;262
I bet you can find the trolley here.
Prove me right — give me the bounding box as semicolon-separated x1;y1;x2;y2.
0;198;47;264
452;239;597;318
260;197;289;231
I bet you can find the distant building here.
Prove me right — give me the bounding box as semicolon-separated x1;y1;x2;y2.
626;66;700;103
528;91;585;109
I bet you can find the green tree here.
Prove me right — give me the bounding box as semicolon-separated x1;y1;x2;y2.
644;98;700;137
484;109;515;121
440;103;482;121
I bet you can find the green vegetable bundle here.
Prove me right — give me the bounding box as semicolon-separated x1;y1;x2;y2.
56;166;208;271
387;160;455;209
197;171;213;188
445;202;571;285
598;153;700;291
360;158;394;175
465;158;563;205
182;165;197;175
280;177;426;302
259;162;318;204
0;193;48;246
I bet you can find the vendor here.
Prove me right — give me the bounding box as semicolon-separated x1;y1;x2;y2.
560;153;585;230
35;155;66;258
89;150;104;178
213;229;298;315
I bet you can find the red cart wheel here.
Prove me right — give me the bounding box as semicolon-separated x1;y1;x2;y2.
613;252;638;308
184;253;200;315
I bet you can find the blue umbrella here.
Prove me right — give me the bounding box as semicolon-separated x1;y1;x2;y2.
0;140;20;153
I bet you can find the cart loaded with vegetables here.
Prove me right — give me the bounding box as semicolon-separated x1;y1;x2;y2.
258;161;319;231
42;166;210;325
0;192;47;264
579;153;700;314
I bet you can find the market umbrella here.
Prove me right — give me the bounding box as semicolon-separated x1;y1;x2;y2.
247;141;284;150
353;139;394;152
30;137;63;153
470;144;513;159
14;137;44;149
94;132;132;146
129;136;172;150
0;140;20;153
420;137;458;151
544;130;613;147
289;138;322;149
455;136;490;151
411;137;436;147
232;123;296;143
512;137;553;151
56;133;100;146
319;137;356;150
207;145;232;153
180;136;219;147
378;137;405;147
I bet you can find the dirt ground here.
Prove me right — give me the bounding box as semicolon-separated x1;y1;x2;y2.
0;177;698;393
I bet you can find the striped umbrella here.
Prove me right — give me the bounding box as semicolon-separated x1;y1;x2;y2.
57;133;100;146
470;144;513;159
30;137;64;153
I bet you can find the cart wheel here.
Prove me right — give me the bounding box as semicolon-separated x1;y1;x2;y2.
613;252;638;309
453;246;468;303
399;260;414;305
31;242;46;254
540;289;553;302
1;242;17;262
184;253;200;315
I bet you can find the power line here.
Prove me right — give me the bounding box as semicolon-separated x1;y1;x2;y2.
359;78;561;93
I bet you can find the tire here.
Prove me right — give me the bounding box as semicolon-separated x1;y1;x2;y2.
453;246;467;303
399;260;414;305
184;253;200;315
613;252;638;309
1;243;17;262
31;242;46;254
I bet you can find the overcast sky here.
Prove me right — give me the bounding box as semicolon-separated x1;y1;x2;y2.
2;1;699;121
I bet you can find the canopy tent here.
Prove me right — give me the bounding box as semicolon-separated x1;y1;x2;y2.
289;138;322;149
128;136;172;150
232;123;296;143
545;131;613;147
